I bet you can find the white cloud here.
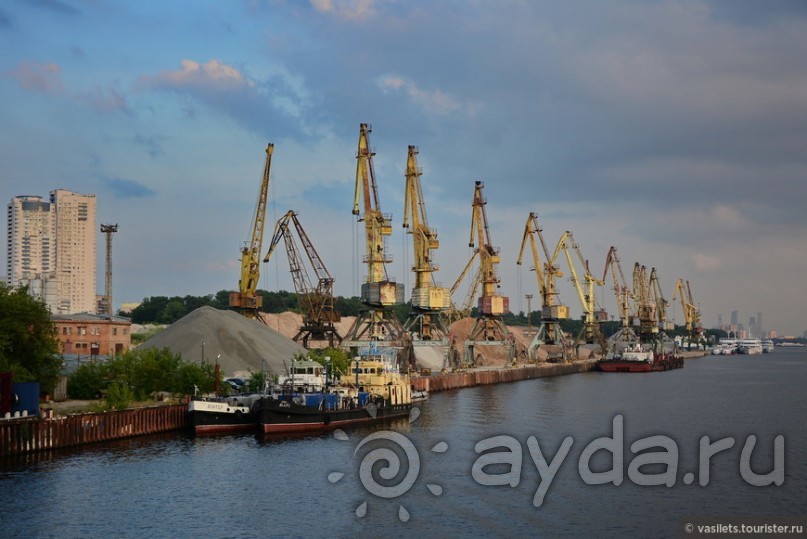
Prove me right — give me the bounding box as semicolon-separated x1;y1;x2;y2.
310;0;379;20
376;74;481;117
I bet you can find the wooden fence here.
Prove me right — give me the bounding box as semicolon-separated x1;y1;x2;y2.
0;404;187;457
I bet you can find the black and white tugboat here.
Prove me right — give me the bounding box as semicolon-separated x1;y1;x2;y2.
255;349;412;435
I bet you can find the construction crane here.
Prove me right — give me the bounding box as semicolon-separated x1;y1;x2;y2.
402;145;450;341
343;124;405;352
673;278;704;347
450;181;512;364
602;246;638;351
229;143;273;321
516;212;568;357
264;210;342;349
552;231;606;348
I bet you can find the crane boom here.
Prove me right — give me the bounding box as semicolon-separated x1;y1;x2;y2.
352;123;402;306
602;246;633;328
517;212;566;319
649;267;671;331
553;231;605;345
264;210;342;348
402;145;450;341
229;143;273;320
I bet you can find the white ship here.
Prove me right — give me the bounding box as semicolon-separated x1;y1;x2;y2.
738;338;763;355
762;340;775;353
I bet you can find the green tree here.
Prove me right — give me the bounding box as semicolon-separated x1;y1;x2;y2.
0;283;61;392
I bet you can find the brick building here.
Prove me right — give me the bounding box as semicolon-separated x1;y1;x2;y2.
51;313;132;357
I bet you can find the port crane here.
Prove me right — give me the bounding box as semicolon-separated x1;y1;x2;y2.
263;210;342;349
342;124;406;356
552;231;606;349
673;278;705;348
649;267;672;332
450;181;513;365
602;246;639;352
229;143;273;321
516;212;569;359
402;145;451;342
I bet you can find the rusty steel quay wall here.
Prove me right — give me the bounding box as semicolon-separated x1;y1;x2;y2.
0;404;186;457
411;360;598;393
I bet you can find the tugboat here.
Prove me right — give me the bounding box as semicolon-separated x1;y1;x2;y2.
597;342;683;373
255;349;412;435
187;394;261;435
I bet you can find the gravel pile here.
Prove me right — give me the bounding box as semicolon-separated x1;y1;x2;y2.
139;306;306;378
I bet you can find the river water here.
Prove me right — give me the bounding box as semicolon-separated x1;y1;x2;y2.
1;349;805;538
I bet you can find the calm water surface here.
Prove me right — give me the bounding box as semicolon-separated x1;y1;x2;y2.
1;349;805;538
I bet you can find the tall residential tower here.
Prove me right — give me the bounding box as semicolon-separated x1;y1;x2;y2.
6;189;97;314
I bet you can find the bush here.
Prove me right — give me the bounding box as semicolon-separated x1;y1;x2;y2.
105;382;134;410
67;361;108;399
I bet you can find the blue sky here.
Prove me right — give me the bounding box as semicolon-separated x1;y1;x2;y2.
2;0;806;336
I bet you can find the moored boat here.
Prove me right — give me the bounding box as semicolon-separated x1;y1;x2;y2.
598;342;683;373
255;350;412;435
187;395;261;435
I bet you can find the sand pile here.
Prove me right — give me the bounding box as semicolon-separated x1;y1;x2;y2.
139;306;306;378
259;312;358;345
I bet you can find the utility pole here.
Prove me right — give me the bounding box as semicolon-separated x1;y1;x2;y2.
100;224;118;316
525;294;533;331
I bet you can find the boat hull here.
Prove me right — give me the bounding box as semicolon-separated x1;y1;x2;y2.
598;354;683;373
256;397;411;435
187;398;257;435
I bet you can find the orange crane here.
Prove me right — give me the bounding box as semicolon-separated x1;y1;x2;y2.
649;267;672;332
516;212;568;356
402;145;450;341
343;124;406;350
450;181;513;364
264;211;342;349
229;143;273;321
633;263;658;336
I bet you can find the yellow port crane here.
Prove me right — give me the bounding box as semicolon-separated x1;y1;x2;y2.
602;246;633;329
264;210;342;349
343;124;405;351
552;231;606;347
450;181;513;364
649;267;672;331
229;143;273;321
402;145;450;341
633;263;658;336
602;246;639;352
516;212;568;355
673;278;704;347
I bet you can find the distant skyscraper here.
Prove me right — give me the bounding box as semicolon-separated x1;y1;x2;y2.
731;310;738;326
757;312;763;336
749;316;756;337
6;189;97;314
718;313;723;329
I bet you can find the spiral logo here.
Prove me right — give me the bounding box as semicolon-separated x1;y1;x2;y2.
355;431;421;498
327;407;447;522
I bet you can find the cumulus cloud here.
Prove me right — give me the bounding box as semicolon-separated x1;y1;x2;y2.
142;59;254;93
7;61;65;94
377;74;480;117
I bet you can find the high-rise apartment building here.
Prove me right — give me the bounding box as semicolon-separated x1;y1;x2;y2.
6;189;97;314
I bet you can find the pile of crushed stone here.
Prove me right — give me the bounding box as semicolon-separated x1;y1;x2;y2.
139;306;306;378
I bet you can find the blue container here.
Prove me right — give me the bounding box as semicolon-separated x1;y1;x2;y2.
358;392;370;406
12;382;39;417
325;394;338;410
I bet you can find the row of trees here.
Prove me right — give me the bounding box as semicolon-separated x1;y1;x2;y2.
128;290;367;325
67;347;218;408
